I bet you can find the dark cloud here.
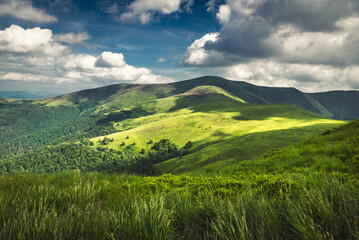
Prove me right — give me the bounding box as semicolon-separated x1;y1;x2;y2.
204;18;277;59
182;0;359;91
255;0;357;32
183;0;359;67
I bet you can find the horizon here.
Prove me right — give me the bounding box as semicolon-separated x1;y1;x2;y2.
1;0;359;94
2;75;359;99
3;75;359;99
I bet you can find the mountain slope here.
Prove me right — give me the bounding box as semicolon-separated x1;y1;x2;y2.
171;76;359;120
90;86;344;174
308;91;359;120
0;76;356;160
44;76;359;120
230;118;359;175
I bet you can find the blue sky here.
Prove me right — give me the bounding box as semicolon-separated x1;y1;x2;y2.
1;0;359;94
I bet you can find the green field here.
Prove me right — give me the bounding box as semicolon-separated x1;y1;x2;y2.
0;77;358;239
1;119;359;239
91;86;344;174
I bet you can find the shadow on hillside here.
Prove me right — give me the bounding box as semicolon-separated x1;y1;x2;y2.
231;104;323;121
156;122;342;174
167;92;321;121
167;93;244;113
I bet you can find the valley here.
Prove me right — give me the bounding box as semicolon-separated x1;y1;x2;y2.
0;76;358;239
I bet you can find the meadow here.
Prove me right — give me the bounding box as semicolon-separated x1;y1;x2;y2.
1;171;358;239
1;120;359;239
1;80;358;239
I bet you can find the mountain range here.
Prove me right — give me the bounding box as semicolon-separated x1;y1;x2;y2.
59;76;359;120
1;76;356;174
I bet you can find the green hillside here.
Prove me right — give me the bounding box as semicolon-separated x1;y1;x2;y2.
231;119;359;175
0;76;356;165
0;76;358;239
0;84;345;175
0;119;359;239
91;87;343;173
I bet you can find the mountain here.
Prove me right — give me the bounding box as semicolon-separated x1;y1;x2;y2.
0;76;353;162
0;91;56;99
1;76;358;239
0;79;346;173
170;76;359;120
40;76;359;120
0;76;355;168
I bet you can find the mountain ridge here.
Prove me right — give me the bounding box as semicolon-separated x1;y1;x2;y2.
39;76;358;120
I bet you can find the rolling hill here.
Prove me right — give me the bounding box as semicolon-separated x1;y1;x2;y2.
1;76;359;239
0;80;345;174
0;76;355;161
0;76;356;169
1;110;359;239
34;76;359;121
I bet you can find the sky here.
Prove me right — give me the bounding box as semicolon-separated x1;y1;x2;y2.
0;0;359;94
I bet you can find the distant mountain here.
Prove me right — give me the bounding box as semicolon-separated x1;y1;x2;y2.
0;91;56;99
170;76;359;120
51;76;358;120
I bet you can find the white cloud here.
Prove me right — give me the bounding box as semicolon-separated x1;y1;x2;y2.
0;25;174;91
61;54;96;70
62;52;173;84
0;0;57;23
53;32;90;44
216;4;231;24
181;0;359;91
0;25;66;55
95;52;126;68
0;72;72;83
218;61;355;92
182;33;223;66
119;0;193;24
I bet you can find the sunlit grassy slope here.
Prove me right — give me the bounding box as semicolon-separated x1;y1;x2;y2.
92;85;345;174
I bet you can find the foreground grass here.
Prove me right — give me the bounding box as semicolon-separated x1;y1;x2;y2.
1;171;359;240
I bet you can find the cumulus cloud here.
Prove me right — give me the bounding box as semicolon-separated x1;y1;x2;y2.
218;61;354;92
95;52;126;68
181;0;359;91
0;24;66;55
0;72;48;82
182;33;223;66
0;0;57;23
53;32;90;44
0;25;174;91
216;4;231;24
184;0;359;66
60;52;173;84
119;0;194;24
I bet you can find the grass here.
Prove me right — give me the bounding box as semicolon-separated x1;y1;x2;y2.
226;119;359;175
1;111;359;239
0;171;359;239
92;89;344;174
2;83;358;239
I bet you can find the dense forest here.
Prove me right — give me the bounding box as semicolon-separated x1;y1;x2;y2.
0;138;191;175
0;99;155;159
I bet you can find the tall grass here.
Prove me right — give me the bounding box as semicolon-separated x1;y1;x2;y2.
1;172;359;239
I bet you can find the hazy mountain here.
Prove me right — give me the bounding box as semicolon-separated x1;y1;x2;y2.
0;91;57;99
54;76;359;120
